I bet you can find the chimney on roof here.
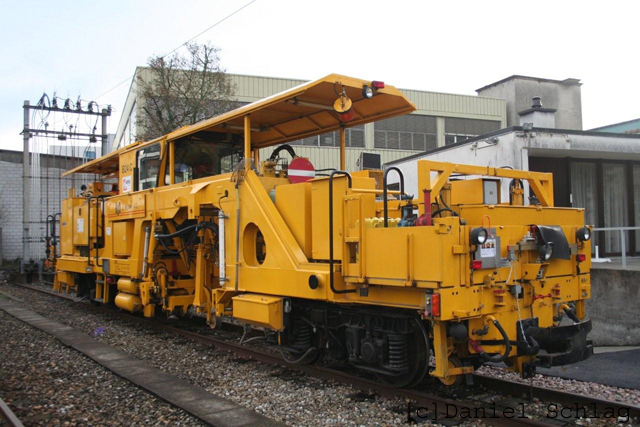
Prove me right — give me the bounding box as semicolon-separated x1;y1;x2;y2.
531;96;542;109
518;97;556;129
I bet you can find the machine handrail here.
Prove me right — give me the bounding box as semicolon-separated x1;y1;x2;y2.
383;167;405;228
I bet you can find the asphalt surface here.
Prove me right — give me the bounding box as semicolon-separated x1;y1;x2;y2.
537;348;640;390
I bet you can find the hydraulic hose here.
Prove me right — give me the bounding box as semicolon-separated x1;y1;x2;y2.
479;318;512;363
154;222;217;240
154;223;199;239
561;304;581;323
269;144;297;161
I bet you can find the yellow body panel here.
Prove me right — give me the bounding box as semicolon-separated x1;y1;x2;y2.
232;294;284;330
113;221;134;256
275;183;312;258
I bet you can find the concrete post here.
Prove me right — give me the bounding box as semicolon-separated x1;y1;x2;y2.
364;123;374;149
23;100;30;262
436;117;445;148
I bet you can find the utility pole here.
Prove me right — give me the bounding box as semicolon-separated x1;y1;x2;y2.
23;101;31;263
101;108;108;156
21;98;111;266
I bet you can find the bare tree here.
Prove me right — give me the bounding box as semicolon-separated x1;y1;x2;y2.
137;42;237;141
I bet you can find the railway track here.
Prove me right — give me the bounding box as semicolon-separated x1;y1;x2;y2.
0;396;24;427
6;281;639;426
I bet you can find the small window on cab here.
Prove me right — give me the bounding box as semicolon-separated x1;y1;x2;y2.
137;143;161;190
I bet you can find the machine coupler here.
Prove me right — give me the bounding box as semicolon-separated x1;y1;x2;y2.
527;318;593;367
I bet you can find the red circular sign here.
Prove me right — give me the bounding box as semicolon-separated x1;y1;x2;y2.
287;157;315;183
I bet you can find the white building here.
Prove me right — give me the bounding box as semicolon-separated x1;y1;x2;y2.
387;96;640;258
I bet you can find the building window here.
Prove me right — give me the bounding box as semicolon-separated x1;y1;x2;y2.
444;117;501;145
633;165;640;249
602;163;629;254
289;125;365;148
374;114;436;151
570;161;599;253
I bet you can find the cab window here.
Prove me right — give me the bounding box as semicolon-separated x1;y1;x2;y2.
171;139;241;183
137;143;161;190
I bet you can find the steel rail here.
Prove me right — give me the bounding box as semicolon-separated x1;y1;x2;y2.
0;396;24;427
10;282;640;424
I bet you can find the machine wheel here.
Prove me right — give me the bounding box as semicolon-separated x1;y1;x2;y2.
376;318;430;388
438;356;464;386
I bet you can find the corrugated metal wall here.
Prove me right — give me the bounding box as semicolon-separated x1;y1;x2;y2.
115;71;507;172
232;74;505;122
258;146;415;172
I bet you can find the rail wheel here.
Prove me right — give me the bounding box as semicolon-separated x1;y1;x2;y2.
376;318;430;388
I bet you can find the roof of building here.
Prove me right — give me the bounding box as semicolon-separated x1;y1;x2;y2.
590;117;640;132
518;107;557;115
476;75;582;93
385;126;640;166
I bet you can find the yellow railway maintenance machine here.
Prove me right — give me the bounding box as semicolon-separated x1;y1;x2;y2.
54;74;593;387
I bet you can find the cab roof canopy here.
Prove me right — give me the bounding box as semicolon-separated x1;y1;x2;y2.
64;73;416;177
61;142;141;178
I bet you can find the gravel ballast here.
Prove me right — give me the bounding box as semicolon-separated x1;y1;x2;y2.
0;284;408;426
0;306;204;426
1;282;638;426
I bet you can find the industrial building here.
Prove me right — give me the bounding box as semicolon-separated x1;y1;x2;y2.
113;68;507;170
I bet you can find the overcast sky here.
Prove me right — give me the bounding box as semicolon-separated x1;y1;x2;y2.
0;0;637;152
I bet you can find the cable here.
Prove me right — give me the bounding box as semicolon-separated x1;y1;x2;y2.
93;0;258;101
279;345;317;364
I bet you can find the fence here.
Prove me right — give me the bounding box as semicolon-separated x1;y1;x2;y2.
593;226;640;269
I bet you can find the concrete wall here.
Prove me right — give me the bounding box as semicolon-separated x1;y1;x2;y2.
588;268;640;345
477;76;582;130
0;150;93;262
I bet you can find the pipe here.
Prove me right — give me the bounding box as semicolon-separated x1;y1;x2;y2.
235;186;241;291
328;170;356;294
141;226;151;279
383;167;405;228
218;210;226;286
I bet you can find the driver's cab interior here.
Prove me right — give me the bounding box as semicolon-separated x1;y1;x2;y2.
135;131;244;192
